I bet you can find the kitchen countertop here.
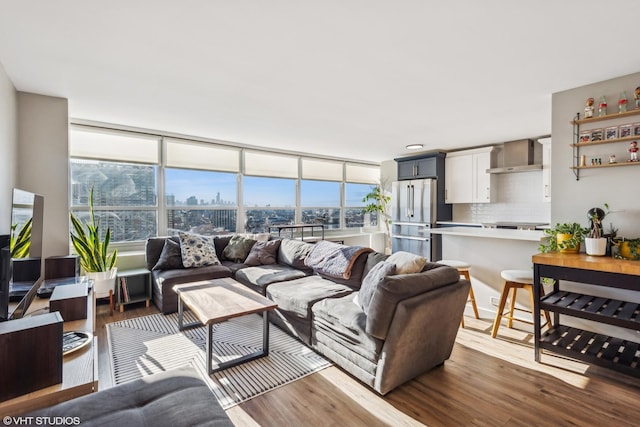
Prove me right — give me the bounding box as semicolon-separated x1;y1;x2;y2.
436;221;483;227
430;226;545;242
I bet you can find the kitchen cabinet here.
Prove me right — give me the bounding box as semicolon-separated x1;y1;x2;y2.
533;253;640;378
444;147;495;204
571;109;640;180
397;156;437;180
539;138;551;202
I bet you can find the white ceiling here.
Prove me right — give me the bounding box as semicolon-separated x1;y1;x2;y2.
1;1;640;163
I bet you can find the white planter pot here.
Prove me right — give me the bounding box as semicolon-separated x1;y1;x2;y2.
86;268;117;298
585;238;607;256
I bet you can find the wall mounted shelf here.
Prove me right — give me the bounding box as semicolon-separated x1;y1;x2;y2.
570;161;640;170
571;108;640;125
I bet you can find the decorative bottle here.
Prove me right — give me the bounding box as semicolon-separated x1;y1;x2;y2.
598;96;607;117
618;91;628;113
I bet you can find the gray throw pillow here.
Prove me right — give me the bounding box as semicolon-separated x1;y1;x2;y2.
244;240;281;266
152;239;184;270
178;232;220;268
222;235;257;263
358;261;396;315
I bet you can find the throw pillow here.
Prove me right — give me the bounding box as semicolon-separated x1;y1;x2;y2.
152;238;184;270
358;261;396;314
244;240;281;266
178;232;220;268
386;251;427;274
222;235;257;263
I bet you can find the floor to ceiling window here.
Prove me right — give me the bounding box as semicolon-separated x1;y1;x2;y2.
69;124;380;247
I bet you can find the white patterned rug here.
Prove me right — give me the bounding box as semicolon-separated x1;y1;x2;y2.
106;312;331;409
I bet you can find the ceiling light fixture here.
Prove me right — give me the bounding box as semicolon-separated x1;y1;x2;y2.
405;144;423;150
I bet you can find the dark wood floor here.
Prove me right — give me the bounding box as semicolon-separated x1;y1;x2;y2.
96;303;640;427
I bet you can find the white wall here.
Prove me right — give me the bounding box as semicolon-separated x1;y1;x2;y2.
552;71;640;236
0;61;17;235
17;92;69;258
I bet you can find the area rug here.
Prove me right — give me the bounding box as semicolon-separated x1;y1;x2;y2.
106;312;332;409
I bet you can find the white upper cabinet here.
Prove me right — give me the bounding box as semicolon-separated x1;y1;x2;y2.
445;147;495;204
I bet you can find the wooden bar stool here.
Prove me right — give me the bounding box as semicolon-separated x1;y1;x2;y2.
438;260;479;327
491;269;551;338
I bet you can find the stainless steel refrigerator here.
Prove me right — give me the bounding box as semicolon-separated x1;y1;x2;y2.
391;179;442;261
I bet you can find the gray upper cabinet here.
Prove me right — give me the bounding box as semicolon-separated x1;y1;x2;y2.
397;156;437;180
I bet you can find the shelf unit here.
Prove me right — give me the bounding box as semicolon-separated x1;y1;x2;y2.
571;109;640;179
116;268;152;312
532;253;640;378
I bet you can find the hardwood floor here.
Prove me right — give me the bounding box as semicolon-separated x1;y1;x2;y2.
96;304;640;426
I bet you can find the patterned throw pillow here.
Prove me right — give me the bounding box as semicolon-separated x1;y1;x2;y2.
357;261;396;314
178;232;220;268
152;239;184;270
222;235;257;263
244;240;281;266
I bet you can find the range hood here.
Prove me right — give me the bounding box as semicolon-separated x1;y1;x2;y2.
486;139;542;174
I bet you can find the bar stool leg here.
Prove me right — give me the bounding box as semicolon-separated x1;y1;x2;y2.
508;284;517;329
491;283;512;338
460;270;480;320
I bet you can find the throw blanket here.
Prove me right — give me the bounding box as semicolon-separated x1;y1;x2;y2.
304;240;373;279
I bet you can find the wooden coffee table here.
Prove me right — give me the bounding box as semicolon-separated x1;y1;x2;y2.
174;278;278;374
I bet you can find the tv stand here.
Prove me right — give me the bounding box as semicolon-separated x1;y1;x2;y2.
0;286;97;415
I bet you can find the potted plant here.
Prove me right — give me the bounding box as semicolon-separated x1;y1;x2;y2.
9;218;32;258
539;222;588;254
362;184;392;254
612;237;640;260
70;187;118;300
585;215;607;256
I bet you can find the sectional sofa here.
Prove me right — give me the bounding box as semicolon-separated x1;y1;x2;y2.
145;234;469;395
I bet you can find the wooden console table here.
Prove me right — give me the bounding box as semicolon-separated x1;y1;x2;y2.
532;252;640;377
0;289;97;415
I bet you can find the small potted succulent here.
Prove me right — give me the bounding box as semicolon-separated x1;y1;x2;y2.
539;222;588;253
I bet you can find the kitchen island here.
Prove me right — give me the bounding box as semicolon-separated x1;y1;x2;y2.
431;226;546;320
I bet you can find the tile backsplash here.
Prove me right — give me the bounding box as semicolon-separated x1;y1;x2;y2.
452;172;550;223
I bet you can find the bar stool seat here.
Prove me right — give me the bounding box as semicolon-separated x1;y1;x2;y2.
491;269;551;338
439;259;479;327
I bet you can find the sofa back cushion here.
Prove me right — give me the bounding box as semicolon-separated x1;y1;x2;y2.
244;240;281;266
277;239;314;273
362;251;389;279
365;263;460;340
145;236;180;270
222;235;257;263
358;261;396;313
152;239;184;270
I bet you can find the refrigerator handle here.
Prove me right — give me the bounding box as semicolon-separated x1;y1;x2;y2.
406;185;411;218
410;185;415;217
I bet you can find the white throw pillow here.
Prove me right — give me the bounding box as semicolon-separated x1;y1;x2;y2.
386;251;427;274
178;232;220;268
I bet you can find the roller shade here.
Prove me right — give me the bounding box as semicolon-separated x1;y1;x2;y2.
166;138;239;172
70;128;159;163
301;158;343;180
345;163;380;183
244;151;298;178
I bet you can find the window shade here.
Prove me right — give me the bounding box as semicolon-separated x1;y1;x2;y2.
244;151;298;178
166;138;240;172
345;163;380;183
301;158;343;180
70;128;159;163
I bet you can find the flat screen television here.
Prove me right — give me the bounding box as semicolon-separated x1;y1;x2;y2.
0;189;44;322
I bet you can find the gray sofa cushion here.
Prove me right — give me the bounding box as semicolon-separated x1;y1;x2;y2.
146;236;180;270
362;251;389;278
266;275;354;320
152;238;184;270
153;264;232;314
312;293;383;365
366;263;460;340
358;261;396;313
277;239;313;273
235;264;308;295
28;365;233;426
244;239;281;266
